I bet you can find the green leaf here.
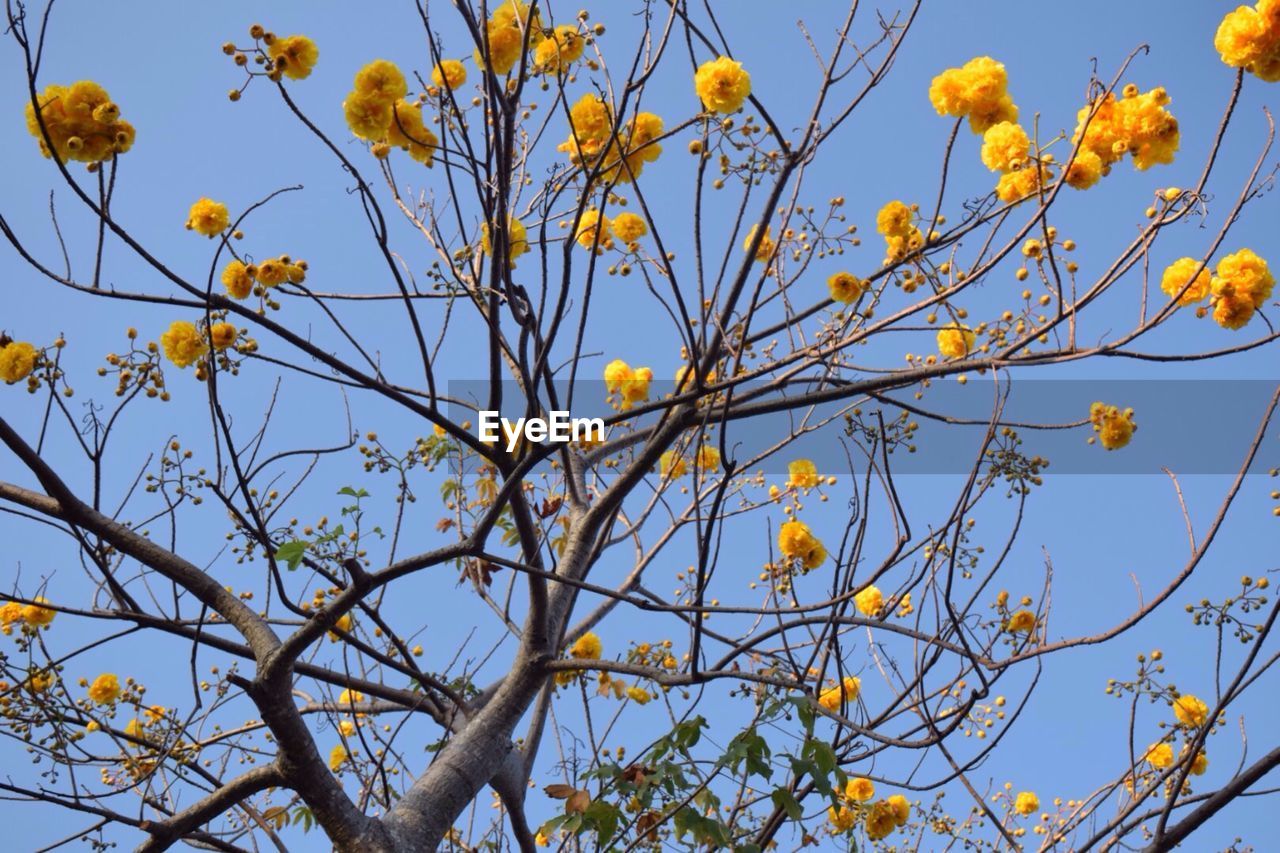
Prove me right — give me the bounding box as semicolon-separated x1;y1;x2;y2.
337;486;369;498
274;540;308;570
771;787;803;821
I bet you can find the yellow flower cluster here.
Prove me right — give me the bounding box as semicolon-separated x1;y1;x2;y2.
0;597;55;634
575;209;613;253
431;59;467;91
936;323;976;359
557;94;664;183
744;224;775;263
928;57;1018;134
827;777;875;830
480;216;530;265
1215;1;1280;81
855;585;884;617
186;198;230;237
534;24;584;74
1159;257;1212;307
827;271;866;305
1172;693;1209;728
0;340;38;385
1210;248;1274;329
981;121;1031;173
818;675;860;711
24;81;136;163
343;60;438;166
610;212;647;245
87;673;122;705
786;459;820;490
876;200;923;263
778;519;826;569
160;321;210;369
1089;402;1137;451
694;56;752;114
865;795;911;840
474;0;543;76
604;359;653;410
1006;609;1036;633
1072;85;1179;186
267;34;319;80
220;255;306;299
1014;791;1039;816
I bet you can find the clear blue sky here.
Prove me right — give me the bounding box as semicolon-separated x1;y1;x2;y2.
2;1;1277;849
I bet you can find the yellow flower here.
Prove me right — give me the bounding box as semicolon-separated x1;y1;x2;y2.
936;324;976;359
1073;86;1179;176
0;342;37;384
1172;693;1209;728
575;209;614;252
625;686;651;704
1188;748;1209;776
778;519;826;569
353;59;407;106
610;212;647;245
474;20;524;76
1014;791;1039;816
557;94;613;163
845;777;875;802
186;198;229;237
431;59;467;90
160;321;209;369
384;99;439;166
24;81;135;163
695;56;752;114
787;459;819;490
603;359;653;410
697;445;721;473
1006;609;1036;633
855;585;883;617
480;216;530;266
329;744;349;772
996;164;1052;203
1214;248;1274;312
339;719;356;737
327;612;353;642
1144;742;1174;769
1089;402;1136;450
21;596;57;627
344;93;393;141
598;111;665;183
864;799;899;840
827;272;866;304
123;718;144;738
876;201;913;237
253;258;288;288
144;704;166;725
337;688;364;707
1064;148;1105;190
818;676;861;711
87;673;121;705
659;450;687;479
0;601;22;634
828;805;856;831
535;25;584;73
267;35;319;80
981;121;1030;172
744;224;775;263
1215;4;1280;80
570;632;602;660
887;794;910;825
209;323;237;351
221;260;254;299
1160;257;1212;306
927;57;1018;134
27;670;55;694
